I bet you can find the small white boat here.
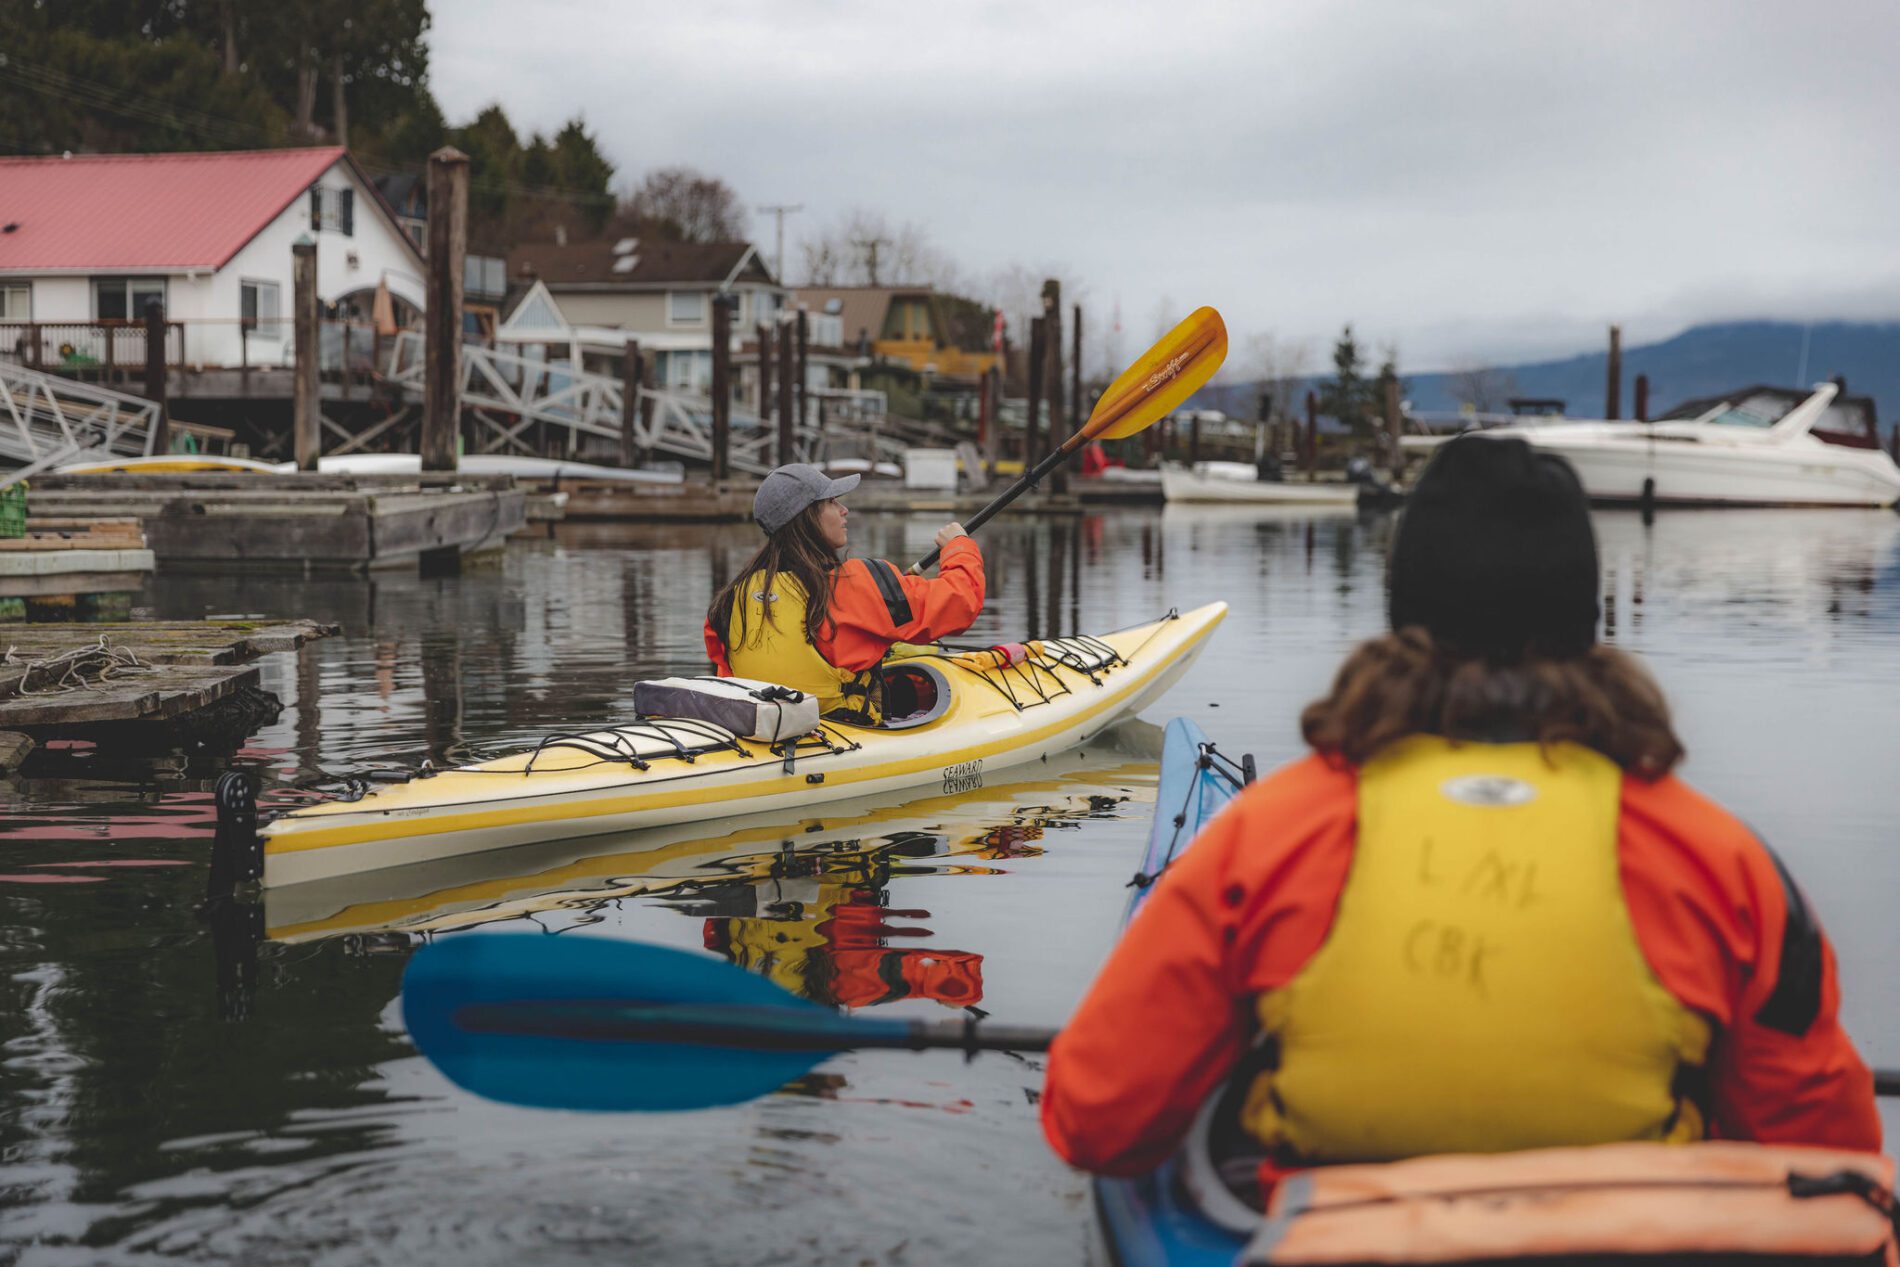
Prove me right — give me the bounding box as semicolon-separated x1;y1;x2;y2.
294;455;685;484
1402;384;1900;508
1161;461;1359;505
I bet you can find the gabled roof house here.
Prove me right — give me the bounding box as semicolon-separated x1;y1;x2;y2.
0;147;423;370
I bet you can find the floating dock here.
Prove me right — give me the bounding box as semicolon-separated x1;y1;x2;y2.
0;619;335;739
23;473;527;572
0;518;155;603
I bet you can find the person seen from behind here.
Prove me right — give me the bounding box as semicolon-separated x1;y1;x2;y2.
704;464;984;723
1042;436;1880;1192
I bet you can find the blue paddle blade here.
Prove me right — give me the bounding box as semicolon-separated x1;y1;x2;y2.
402;934;904;1112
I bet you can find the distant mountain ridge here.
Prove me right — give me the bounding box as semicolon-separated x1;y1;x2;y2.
1192;321;1900;440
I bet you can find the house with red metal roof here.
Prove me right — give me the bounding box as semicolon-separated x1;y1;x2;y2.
0;147;423;375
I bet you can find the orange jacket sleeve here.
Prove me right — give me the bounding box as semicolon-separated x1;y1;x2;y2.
1040;756;1357;1176
820;536;985;671
703;618;733;675
1619;777;1880;1150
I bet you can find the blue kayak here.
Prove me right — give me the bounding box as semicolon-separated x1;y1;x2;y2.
1092;717;1252;1266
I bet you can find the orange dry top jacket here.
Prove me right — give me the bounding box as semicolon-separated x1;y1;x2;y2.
703;536;986;678
1040;751;1881;1179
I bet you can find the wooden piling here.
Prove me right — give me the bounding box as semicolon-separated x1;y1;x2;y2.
795;308;810;435
422;147;469;473
1042;281;1067;494
776;317;796;466
620;339;642;468
976;365;994;469
1634;372;1650;423
988;372;1003;486
1189;411;1202;467
756;322;774;423
143;299;170;455
1605;324;1622;420
1025;315;1046;473
710;292;735;482
1383;375;1403;476
1304;389;1319;477
291;239;319;470
639;350;657;465
1070;302;1084;427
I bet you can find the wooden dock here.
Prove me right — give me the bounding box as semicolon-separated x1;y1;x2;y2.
557;479;755;523
0;619;335;740
0;518;156;601
23;472;527;571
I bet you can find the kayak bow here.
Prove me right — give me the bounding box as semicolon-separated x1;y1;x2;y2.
1095;716;1251;1267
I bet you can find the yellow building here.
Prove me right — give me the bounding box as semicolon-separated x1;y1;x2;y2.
796;285;1000;381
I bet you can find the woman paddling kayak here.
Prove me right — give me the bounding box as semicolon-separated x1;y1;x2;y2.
704;463;985;723
1044;436;1880;1200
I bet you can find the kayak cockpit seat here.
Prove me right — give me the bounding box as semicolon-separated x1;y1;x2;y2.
876;661;953;731
1179;1073;1273;1234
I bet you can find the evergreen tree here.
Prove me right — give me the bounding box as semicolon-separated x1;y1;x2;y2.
1318;324;1375;438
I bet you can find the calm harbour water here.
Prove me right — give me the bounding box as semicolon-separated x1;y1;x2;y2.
3;505;1898;1265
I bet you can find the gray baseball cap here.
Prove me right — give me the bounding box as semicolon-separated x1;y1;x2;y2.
753;463;861;534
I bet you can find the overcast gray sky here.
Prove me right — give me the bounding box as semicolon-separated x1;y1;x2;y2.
430;0;1900;374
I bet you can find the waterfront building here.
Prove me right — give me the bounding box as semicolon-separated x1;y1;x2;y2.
0;147;425;375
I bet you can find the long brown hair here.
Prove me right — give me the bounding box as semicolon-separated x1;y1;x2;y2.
707;503;842;649
1299;627;1685;778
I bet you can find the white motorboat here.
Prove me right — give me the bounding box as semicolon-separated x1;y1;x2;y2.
1160;460;1359;505
1402;384;1900;508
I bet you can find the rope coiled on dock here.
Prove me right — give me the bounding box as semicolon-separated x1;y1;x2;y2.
2;635;153;694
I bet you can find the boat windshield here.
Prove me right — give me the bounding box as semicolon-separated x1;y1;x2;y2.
1706;400;1785;429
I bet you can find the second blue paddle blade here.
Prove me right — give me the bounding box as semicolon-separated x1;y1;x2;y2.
402;933;841;1112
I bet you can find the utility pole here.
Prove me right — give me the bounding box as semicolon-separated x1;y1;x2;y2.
852;236;891;286
756;203;802;284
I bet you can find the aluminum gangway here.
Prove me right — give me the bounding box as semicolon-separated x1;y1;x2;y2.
384;333;900;476
0;360;161;492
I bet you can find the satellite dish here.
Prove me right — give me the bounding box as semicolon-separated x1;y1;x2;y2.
823;298;843;315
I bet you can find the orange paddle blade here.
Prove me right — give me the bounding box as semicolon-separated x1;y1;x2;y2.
1083;306;1227;442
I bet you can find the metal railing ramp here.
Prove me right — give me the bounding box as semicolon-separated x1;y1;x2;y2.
0;361;161;492
384;333;902;477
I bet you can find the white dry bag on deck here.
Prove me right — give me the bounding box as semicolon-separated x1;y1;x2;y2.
633;676;820;743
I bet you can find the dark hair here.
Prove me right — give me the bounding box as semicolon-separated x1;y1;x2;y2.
707;502;841;650
1300;627;1685;778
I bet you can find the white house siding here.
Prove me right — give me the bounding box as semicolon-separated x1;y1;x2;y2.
549;291;669;330
546;283;786;338
204;158;422;367
25;277;90;322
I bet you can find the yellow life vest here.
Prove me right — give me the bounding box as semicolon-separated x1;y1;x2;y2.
723;570;878;720
1244;735;1711;1163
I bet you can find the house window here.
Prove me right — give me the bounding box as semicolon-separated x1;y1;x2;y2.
667;290;707;326
309;184;355;236
93;277;167;321
241;279;281;338
0;284;28;321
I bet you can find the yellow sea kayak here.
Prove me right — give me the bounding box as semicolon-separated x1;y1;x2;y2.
257;603;1225;888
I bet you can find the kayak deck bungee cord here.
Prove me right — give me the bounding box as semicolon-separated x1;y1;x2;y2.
220;603;1225;889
